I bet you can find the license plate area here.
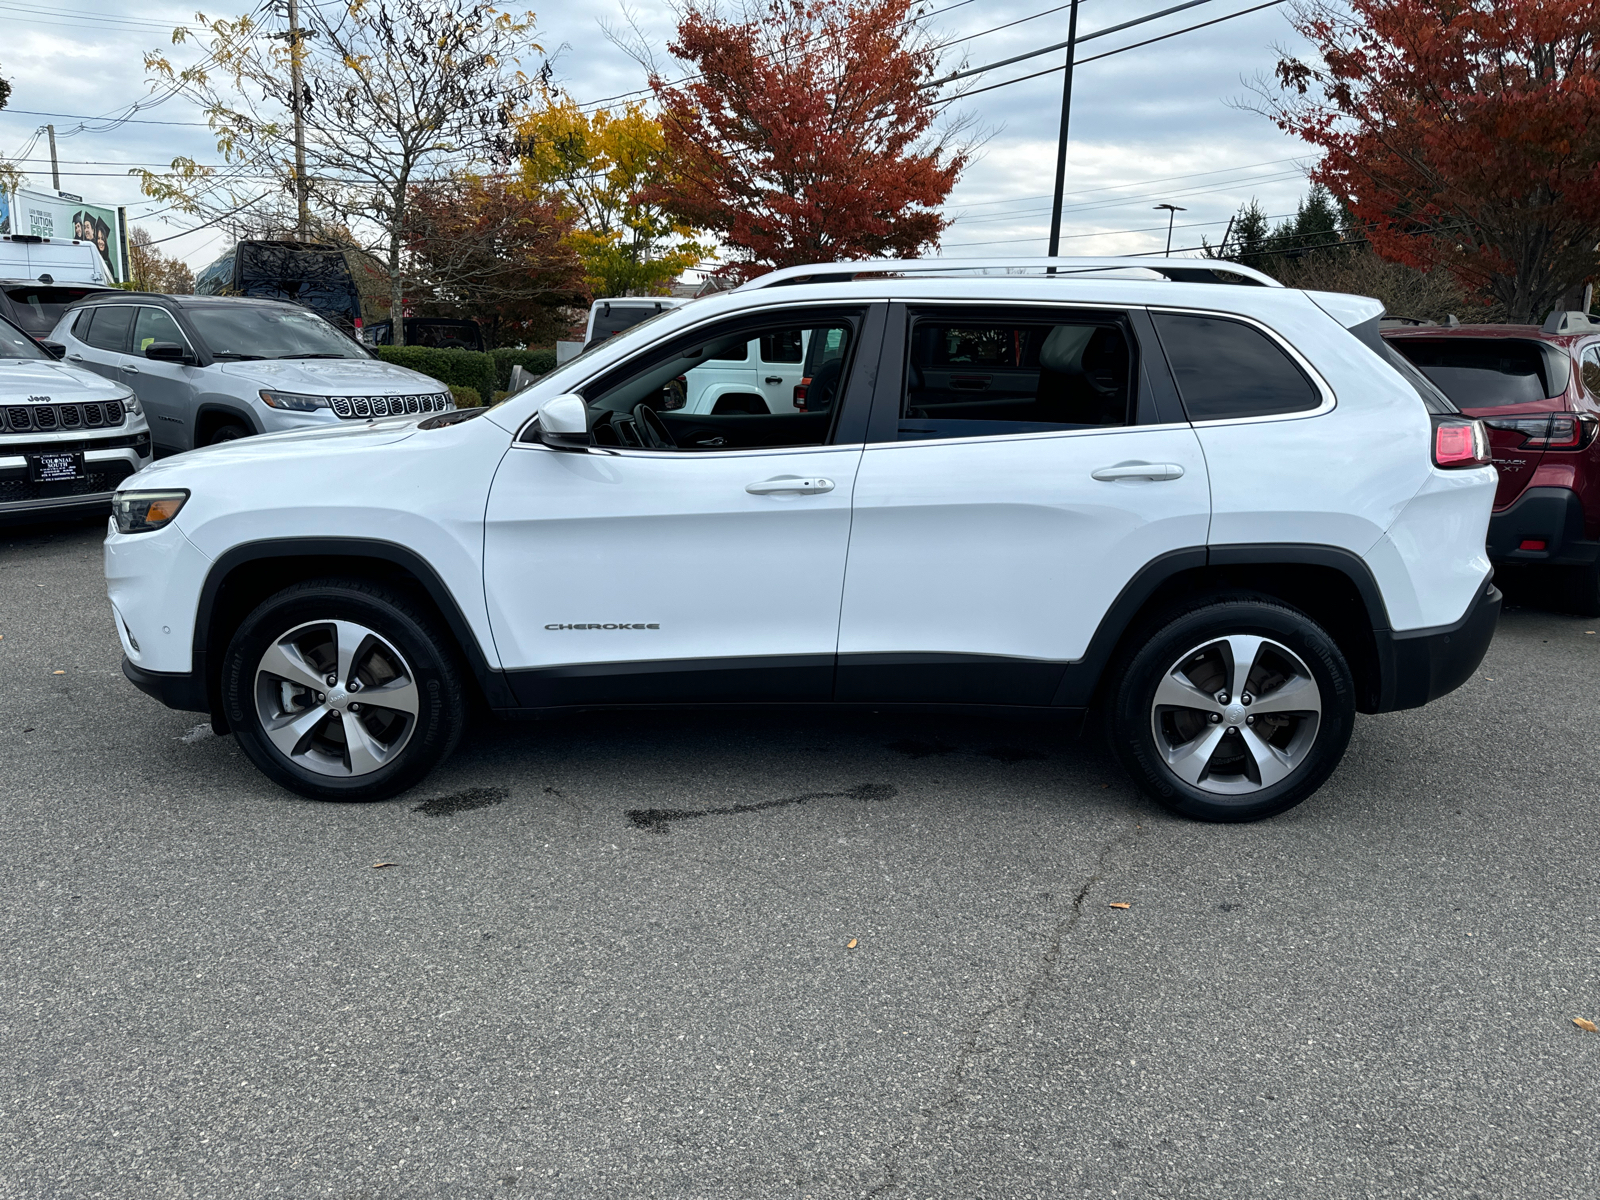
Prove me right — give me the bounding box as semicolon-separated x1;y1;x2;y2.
29;451;85;483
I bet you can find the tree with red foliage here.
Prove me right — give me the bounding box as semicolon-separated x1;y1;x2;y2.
1269;0;1600;322
406;176;588;347
645;0;968;279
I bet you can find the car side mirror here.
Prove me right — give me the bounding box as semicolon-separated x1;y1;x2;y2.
38;340;65;359
537;394;592;450
145;341;195;365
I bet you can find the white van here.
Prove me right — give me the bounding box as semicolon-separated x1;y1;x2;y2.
666;325;852;415
0;235;112;286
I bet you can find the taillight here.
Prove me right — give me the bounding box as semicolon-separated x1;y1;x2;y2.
1482;413;1598;449
794;376;811;411
1433;416;1491;468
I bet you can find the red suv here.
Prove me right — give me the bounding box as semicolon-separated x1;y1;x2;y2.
1384;311;1600;614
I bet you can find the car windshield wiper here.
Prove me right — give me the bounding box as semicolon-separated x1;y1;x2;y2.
275;352;354;359
209;351;267;360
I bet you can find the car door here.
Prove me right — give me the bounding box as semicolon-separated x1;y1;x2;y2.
128;305;201;450
757;328;806;413
835;302;1212;704
483;303;884;708
64;303;135;385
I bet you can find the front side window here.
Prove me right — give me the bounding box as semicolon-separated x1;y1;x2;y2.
185;304;367;360
569;313;860;451
1153;312;1321;422
0;315;48;360
133;306;191;354
899;313;1133;440
82;305;134;354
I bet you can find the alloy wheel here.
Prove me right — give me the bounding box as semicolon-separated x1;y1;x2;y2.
1150;633;1322;796
253;619;421;777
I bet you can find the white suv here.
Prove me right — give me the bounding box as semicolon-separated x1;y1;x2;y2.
103;258;1500;822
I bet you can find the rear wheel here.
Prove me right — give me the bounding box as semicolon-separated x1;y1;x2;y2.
1108;595;1355;823
220;580;466;801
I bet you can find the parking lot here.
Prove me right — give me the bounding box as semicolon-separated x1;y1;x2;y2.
1;516;1596;1199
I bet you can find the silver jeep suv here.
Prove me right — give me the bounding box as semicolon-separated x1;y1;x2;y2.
50;293;454;452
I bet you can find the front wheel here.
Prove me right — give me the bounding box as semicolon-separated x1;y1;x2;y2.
208;422;249;445
1108;596;1355;823
220;580;466;801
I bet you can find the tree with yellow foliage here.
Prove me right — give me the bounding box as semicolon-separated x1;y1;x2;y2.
516;95;708;297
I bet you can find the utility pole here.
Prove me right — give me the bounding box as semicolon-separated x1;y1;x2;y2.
46;124;59;191
287;0;310;240
1154;203;1186;255
1046;0;1081;259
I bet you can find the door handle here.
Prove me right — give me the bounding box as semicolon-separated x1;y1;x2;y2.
123;364;141;374
1092;462;1184;482
746;476;835;495
67;354;85;362
764;376;783;384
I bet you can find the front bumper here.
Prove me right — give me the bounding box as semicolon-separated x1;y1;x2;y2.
1374;578;1501;712
122;654;209;713
0;438;152;524
1486;487;1600;566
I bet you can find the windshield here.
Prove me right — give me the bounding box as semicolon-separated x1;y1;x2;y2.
4;285;108;336
0;315;48;360
185;305;370;360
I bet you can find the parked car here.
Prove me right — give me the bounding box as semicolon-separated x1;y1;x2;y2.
0;232;113;288
0;312;151;524
0;278;119;341
105;256;1498;822
584;297;685;348
1384;311;1600;614
194;240;389;337
50;293;453;453
365;317;485;352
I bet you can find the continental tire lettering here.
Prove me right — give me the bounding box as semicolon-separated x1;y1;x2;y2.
544;623;661;630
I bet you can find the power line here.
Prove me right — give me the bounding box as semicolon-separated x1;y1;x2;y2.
938;156;1313;211
0;109;214;128
949;169;1310;225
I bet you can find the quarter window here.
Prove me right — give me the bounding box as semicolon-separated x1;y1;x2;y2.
1153;312;1320;421
899;315;1133;440
81;305;134;354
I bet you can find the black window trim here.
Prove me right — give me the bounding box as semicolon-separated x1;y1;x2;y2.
513;299;888;452
133;303;198;358
80;301;138;355
1148;304;1336;426
865;299;1178;446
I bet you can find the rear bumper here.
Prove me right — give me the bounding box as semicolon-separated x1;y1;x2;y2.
122;655;209;714
1487;487;1600;566
1374;579;1501;712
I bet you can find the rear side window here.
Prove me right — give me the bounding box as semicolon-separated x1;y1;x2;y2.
1388;338;1553;408
82;305;134;353
1153;312;1321;421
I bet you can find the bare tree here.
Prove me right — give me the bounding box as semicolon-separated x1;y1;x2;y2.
143;2;545;344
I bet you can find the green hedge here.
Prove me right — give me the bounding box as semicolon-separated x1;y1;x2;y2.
373;346;495;401
447;385;483;408
490;347;558;390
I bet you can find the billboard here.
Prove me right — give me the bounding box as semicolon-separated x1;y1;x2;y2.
6;187;123;282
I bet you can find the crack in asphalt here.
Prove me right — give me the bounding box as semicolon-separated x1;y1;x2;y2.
864;817;1144;1197
625;782;898;833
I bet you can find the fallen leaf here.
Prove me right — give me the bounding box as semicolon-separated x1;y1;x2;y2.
846;938;858;949
1109;902;1131;910
371;862;397;870
51;670;64;675
1575;1018;1597;1032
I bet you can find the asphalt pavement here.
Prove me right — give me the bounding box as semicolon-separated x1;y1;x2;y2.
1;517;1597;1199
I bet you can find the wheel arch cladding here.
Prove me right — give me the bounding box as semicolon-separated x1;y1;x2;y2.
195;539;511;731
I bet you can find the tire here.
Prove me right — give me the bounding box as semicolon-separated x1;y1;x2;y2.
208;422;249;445
1559;560;1600;618
220;579;466;801
1107;594;1356;823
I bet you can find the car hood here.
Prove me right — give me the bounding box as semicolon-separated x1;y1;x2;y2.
127;416;421;485
214;358;447;394
0;358;131;401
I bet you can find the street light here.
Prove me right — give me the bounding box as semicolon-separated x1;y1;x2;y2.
1154;204;1187;255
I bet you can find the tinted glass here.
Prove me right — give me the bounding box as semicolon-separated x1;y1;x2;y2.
760;329;803;363
185;305;366;359
1153;313;1319;421
1388;338;1552;408
1580;346;1600;398
133;306;190;354
900;318;1132;440
591;305;669;342
82;305;135;353
3;285;106;335
0;315;48;359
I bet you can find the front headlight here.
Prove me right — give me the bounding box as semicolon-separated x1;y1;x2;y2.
112;489;190;534
259;390;332;411
120;391;143;417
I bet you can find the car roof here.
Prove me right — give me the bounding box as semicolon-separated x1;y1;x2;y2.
69;292;304;312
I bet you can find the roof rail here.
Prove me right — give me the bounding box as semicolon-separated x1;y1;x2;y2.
1541;310;1600;334
739;256;1283;291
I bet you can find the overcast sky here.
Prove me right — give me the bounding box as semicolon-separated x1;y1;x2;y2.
0;0;1322;273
